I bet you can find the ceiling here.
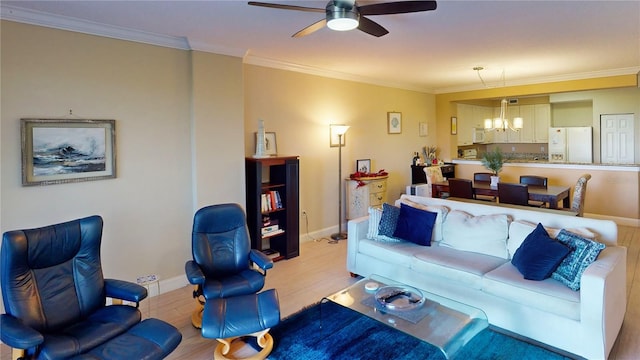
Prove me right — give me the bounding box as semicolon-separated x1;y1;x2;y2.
2;0;639;93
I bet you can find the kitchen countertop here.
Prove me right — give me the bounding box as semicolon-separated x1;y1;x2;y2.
452;158;640;171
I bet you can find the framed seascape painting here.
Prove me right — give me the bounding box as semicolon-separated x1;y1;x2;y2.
21;119;116;186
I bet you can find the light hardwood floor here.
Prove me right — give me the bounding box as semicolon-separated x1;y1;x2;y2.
2;226;638;359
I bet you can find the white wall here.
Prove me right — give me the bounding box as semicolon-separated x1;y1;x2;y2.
0;21;247;312
243;65;436;235
1;20;437;313
550;88;640;162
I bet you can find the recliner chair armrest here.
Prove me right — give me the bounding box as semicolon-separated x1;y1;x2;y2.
0;314;44;350
105;278;148;305
185;260;205;285
250;249;273;271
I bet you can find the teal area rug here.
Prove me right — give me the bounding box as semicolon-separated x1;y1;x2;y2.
268;301;572;360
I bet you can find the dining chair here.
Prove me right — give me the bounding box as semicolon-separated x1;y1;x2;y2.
520;175;548;207
448;178;475;199
569;174;591;217
473;172;493;182
473;172;495;201
424;166;445;198
498;182;529;206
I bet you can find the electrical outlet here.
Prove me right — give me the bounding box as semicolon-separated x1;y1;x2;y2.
136;274;158;285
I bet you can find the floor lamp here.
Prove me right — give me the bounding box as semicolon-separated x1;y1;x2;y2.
330;125;350;242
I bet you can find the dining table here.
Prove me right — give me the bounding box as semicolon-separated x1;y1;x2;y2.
431;181;571;209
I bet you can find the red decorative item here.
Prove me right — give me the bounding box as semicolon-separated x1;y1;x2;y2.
349;169;388;188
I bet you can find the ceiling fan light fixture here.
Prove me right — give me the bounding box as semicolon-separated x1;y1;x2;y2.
326;4;359;31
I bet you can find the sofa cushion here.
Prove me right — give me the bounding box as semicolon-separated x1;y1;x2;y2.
358;238;420;267
366;206;383;239
398;198;449;242
511;223;570;281
551;229;606;291
483;262;581;320
412;244;507;289
393;203;437;246
375;204;403;243
441;210;510;259
507;220;597;259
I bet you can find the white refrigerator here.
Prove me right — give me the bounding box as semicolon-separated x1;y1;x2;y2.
548;127;593;163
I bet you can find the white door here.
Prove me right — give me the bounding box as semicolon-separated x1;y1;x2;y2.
601;114;635;164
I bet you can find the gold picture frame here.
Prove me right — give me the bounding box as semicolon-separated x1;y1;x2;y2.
451;116;458;135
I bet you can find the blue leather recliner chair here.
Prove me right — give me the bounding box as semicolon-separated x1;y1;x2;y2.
185;203;275;328
185;204;280;359
0;215;182;360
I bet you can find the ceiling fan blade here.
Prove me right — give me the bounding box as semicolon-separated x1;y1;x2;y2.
358;1;437;16
248;1;324;13
358;16;389;37
293;19;328;38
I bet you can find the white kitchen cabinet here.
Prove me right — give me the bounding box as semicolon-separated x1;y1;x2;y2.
456;104;474;146
506;105;521;143
534;104;550;143
518;105;535;143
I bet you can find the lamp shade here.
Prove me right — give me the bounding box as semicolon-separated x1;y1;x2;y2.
513;117;524;129
333;125;350;135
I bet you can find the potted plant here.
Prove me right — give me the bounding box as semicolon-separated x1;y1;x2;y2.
480;147;504;187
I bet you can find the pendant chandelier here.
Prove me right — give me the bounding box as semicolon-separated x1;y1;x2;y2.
474;66;524;132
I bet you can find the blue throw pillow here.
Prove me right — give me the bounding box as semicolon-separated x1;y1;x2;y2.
551;229;606;291
377;203;402;242
393;203;437;246
511;223;570;281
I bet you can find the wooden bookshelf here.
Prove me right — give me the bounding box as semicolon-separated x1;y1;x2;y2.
245;156;299;260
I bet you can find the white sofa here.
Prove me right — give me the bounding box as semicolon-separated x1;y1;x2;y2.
347;195;627;360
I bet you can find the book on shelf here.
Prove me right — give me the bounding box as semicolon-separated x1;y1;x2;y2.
261;224;280;235
261;228;284;238
261;248;281;259
261;190;283;212
262;216;279;227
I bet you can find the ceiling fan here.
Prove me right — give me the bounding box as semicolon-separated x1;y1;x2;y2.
248;0;437;37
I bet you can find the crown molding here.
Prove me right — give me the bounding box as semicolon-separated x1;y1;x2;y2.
1;4;190;50
3;4;637;95
186;39;246;58
433;67;640;94
243;54;433;93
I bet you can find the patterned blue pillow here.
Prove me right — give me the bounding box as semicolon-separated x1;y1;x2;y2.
376;203;402;242
551;229;606;291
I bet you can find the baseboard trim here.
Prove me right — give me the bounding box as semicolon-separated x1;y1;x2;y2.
147;275;190;297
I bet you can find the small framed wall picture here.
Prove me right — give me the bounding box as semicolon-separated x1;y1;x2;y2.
419;122;428;137
255;132;277;155
356;159;371;174
387;112;402;134
451;116;458;135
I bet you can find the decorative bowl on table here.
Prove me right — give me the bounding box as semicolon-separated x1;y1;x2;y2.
374;285;425;311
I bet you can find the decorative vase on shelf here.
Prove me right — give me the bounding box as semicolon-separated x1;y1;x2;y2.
253;119;269;158
490;175;500;188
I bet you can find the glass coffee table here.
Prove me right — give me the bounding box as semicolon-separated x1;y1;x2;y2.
323;274;488;359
